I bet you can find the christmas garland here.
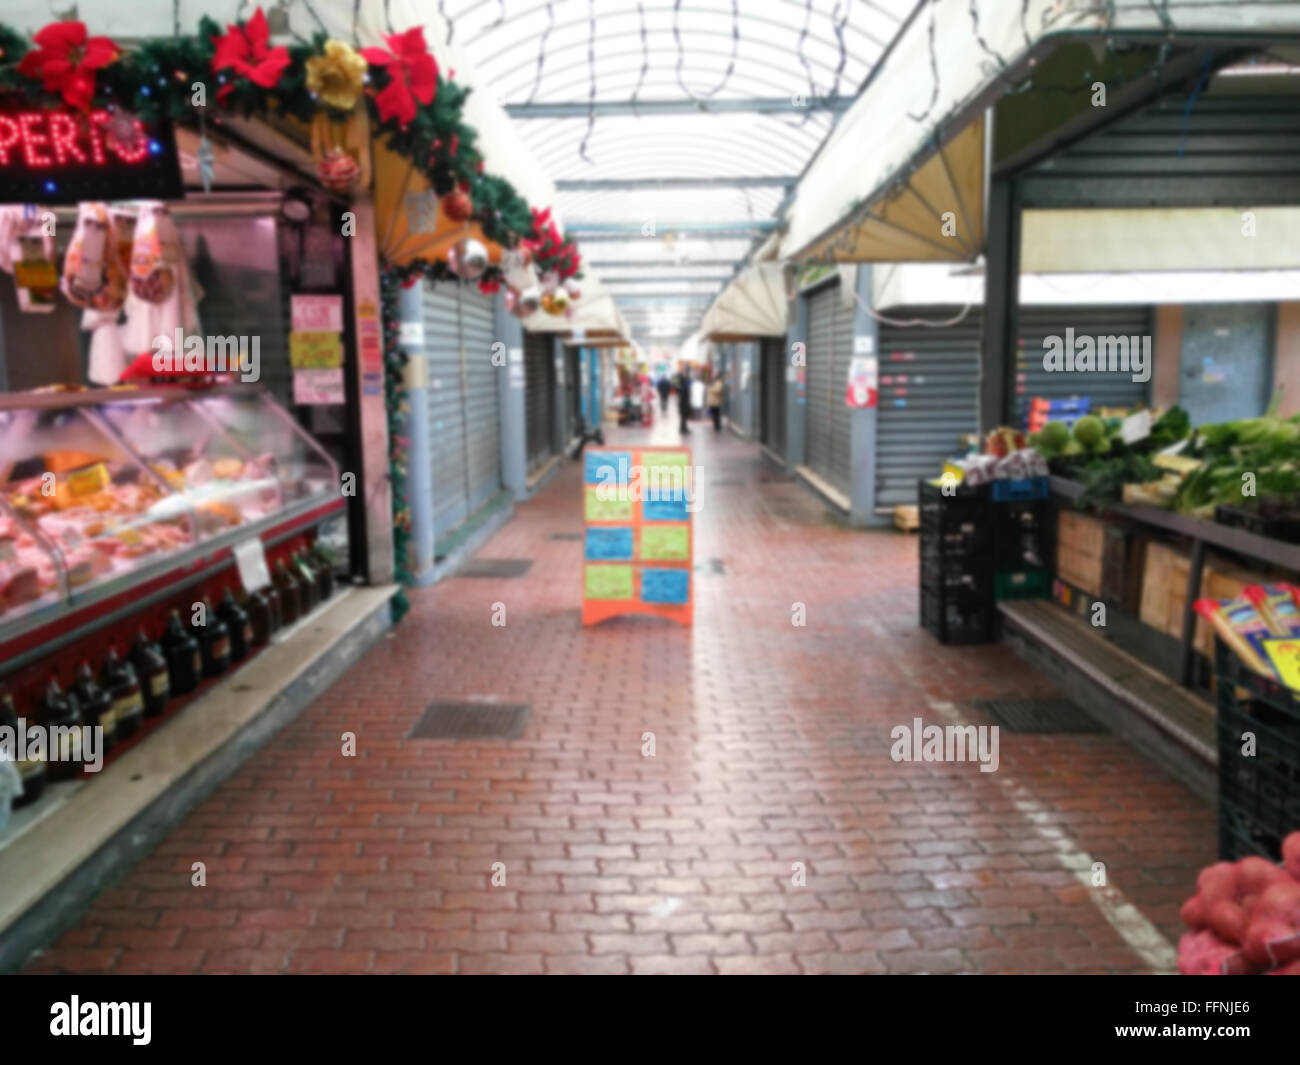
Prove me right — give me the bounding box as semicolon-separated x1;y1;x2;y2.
0;10;579;266
380;265;413;622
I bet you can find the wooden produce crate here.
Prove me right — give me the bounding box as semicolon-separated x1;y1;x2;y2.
893;505;919;532
1056;510;1104;596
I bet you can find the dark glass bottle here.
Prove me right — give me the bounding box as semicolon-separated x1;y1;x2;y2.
1;691;47;806
130;627;170;717
245;588;274;647
38;676;83;782
72;660;116;756
191;596;231;677
309;544;335;601
292;551;319;613
273;559;302;626
100;647;144;740
263;583;282;633
161;609;202;695
217;588;254;662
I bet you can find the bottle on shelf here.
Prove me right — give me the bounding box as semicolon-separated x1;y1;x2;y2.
37;675;84;782
191;596;231;678
217;588;254;662
99;647;144;740
245;587;275;647
130;627;170;718
292;551;319;614
72;660;116;756
161;609;202;696
0;691;47;806
309;543;335;601
273;558;302;627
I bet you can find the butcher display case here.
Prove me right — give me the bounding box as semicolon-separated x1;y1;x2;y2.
0;385;343;669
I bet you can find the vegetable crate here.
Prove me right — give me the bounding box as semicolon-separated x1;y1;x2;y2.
919;479;995;644
1214;503;1300;544
993;498;1051;571
995;568;1051;600
1215;639;1300;863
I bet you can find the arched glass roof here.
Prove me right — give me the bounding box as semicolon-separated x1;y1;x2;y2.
445;0;918;348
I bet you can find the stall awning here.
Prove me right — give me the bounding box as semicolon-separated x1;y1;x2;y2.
700;262;789;340
778;0;1300;266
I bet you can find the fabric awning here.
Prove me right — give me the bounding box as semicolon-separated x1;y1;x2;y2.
700;262;789;339
778;0;1300;266
523;272;630;341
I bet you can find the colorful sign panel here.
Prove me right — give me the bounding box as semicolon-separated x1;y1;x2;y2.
291;294;344;333
845;355;879;408
582;446;693;627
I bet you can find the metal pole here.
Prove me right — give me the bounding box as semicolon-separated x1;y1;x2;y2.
399;282;435;584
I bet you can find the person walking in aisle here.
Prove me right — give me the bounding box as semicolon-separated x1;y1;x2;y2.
656;374;671;413
707;373;725;432
675;363;692;435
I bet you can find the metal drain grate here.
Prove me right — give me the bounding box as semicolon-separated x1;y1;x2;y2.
710;479;743;487
695;558;726;575
410;701;530;740
454;558;533;578
548;532;582;541
971;698;1103;734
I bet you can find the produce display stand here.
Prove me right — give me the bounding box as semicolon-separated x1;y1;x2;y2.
1050;476;1300;688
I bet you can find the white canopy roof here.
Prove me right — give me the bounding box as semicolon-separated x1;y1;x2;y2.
523;272;631;341
778;0;1300;264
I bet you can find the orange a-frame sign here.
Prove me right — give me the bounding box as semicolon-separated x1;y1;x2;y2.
581;446;693;627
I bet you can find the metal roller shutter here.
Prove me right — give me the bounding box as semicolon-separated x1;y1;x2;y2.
422;283;469;538
566;346;581;436
760;336;786;457
524;331;554;473
459;285;503;514
877;308;983;508
804;282;854;496
1015;305;1154;428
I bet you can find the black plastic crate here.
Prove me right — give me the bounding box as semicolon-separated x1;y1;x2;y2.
993;498;1050;570
921;582;996;645
1215;638;1300;861
1216;695;1300;862
1215;503;1300;544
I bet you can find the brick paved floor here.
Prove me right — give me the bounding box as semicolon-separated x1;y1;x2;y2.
27;418;1215;974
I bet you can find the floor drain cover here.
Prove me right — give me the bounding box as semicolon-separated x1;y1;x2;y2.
548;532;582;541
410;701;530;740
455;558;533;578
710;479;743;487
971;698;1103;733
695;558;726;575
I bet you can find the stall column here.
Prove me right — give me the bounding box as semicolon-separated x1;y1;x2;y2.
552;336;568;454
495;292;529;500
850;265;882;527
398;282;435;584
979;175;1021;435
784;295;809;472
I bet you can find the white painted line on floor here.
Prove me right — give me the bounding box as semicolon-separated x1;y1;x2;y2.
927;698;1178;974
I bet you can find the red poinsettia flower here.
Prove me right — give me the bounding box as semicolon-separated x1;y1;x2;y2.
362;27;437;128
211;8;291;100
17;20;119;111
477;277;501;295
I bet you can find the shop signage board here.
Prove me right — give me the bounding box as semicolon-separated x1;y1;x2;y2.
845;355;879;408
291;294;344;333
0;104;182;204
293;367;345;405
289;330;343;369
582;447;693;627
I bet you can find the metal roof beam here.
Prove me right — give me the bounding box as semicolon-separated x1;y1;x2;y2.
506;96;853;118
570;221;778;239
557;176;797;191
583;258;740;268
604;276;729;286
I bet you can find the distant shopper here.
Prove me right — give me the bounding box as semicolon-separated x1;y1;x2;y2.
707;375;725;431
675;364;692;435
656;375;671;413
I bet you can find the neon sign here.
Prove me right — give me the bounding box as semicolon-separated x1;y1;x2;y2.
0;103;182;204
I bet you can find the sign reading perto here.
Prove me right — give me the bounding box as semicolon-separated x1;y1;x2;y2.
0;103;183;204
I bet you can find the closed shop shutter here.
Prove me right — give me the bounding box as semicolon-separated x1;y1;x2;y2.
1015;305;1154;427
876;308;983;508
459;284;503;515
760;336;786;456
421;283;503;538
804;282;854;497
524;331;554;473
566;346;581;435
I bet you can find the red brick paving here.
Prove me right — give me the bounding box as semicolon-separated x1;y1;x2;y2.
25;423;1215;974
